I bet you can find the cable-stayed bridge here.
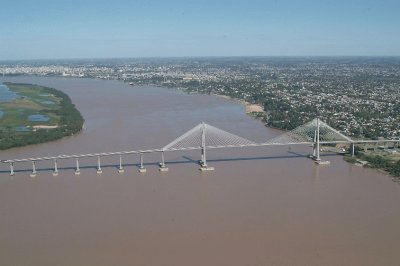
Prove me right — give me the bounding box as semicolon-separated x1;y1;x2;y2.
2;118;399;177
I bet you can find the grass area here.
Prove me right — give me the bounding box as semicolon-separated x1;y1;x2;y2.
0;82;83;150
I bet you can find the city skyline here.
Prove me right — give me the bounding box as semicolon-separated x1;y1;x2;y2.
1;0;399;60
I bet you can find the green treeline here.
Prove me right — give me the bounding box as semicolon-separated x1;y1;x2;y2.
0;83;84;150
346;148;400;180
360;154;400;178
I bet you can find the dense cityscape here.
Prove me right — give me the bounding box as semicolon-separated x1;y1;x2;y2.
1;57;400;139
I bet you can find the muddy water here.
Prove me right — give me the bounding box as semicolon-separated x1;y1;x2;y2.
0;77;399;266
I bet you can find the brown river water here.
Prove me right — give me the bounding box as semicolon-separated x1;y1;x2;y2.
0;77;399;266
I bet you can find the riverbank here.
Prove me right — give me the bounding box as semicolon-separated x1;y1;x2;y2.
211;94;264;114
203;89;400;181
344;151;400;182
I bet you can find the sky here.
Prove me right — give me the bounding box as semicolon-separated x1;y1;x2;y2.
0;0;399;60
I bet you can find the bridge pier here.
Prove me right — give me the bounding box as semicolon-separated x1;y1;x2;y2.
199;122;214;171
30;161;37;178
311;118;331;165
350;143;355;157
9;162;14;176
96;156;102;174
312;143;319;160
159;151;168;172
138;153;146;173
74;158;81;175
53;159;59;176
118;154;124;173
311;119;321;161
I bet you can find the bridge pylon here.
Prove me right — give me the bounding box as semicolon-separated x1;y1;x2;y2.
162;122;254;171
312;117;321;161
199;122;214;171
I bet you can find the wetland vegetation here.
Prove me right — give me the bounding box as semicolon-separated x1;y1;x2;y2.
0;83;84;150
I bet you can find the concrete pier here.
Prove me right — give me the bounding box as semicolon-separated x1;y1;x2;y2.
199;160;214;171
350;143;355;157
159;151;169;172
117;155;125;173
9;162;14;176
138;167;147;173
138;153;146;173
159;165;169;172
199;165;215;171
314;160;331;165
53;159;59;176
96;156;102;174
30;161;37;178
74;158;81;175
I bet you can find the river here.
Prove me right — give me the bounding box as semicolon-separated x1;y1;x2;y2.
0;77;399;266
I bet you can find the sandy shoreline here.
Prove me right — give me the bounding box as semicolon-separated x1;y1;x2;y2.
212;94;264;113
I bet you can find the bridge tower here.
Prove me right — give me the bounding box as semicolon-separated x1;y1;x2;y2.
200;122;207;166
199;122;215;171
312;117;321;161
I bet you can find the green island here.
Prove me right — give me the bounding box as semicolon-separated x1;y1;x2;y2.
0;83;84;150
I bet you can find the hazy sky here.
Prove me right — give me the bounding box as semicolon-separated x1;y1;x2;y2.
1;0;399;60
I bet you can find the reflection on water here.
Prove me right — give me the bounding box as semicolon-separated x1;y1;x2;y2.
0;77;399;266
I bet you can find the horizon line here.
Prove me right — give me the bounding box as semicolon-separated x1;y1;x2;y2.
1;55;400;62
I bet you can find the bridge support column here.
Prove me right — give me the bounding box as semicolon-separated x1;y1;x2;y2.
311;118;321;161
364;143;368;152
139;153;146;173
9;162;14;176
312;143;317;158
199;122;214;171
312;118;330;165
30;161;37;178
118;154;124;173
201;147;205;166
97;156;102;174
74;158;81;175
159;151;168;172
53;159;59;176
315;118;321;161
350;143;355;157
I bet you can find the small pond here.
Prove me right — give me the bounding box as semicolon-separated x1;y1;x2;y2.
15;126;30;132
40;100;55;105
28;114;50;122
0;83;17;103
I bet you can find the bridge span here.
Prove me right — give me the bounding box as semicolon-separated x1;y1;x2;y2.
2;118;399;177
